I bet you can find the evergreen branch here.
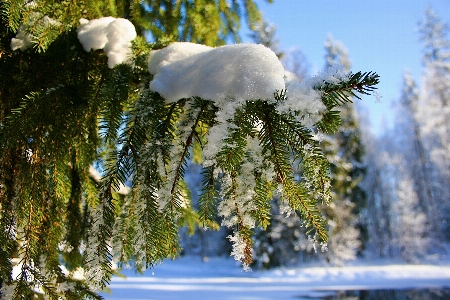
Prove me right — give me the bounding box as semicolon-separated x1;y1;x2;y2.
317;71;380;109
101;87;147;201
198;165;219;228
99;65;132;144
135;182;165;268
1;0;26;32
87;188;115;291
259;106;328;243
216;127;248;172
0;166;15;284
284;181;328;243
27;268;59;300
316;110;342;134
168;99;209;211
112;200;137;267
236;225;254;267
252;174;272;229
177;180;201;235
64;156;84;268
278;114;313;153
98;230;113;288
277;115;331;202
72;283;105;300
0;248;13;283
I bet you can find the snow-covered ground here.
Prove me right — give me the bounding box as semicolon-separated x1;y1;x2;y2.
100;256;450;300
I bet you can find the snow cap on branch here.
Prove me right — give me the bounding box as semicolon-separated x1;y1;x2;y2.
148;42;285;103
11;25;32;51
77;17;137;68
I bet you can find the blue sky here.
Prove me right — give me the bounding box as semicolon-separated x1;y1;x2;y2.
243;0;450;134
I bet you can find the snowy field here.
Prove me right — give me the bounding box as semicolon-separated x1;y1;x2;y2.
100;256;450;300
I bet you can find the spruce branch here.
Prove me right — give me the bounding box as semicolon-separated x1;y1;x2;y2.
259;104;328;243
315;72;379;133
252;174;272;229
198;165;220;228
99;65;132;144
96;189;115;289
318;71;380;108
168;98;209;212
1;0;26;32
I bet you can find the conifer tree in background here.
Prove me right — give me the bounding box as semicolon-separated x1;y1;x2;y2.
248;18;282;58
417;7;450;241
0;0;379;298
320;35;365;265
394;167;429;262
361;138;397;258
390;73;431;260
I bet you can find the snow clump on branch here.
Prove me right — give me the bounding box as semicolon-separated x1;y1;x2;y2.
147;42;345;163
77;17;137;68
147;42;345;126
10;25;32;51
148;42;286;103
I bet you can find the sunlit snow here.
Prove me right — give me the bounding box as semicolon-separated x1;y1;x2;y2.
100;256;450;300
77;17;137;68
148;42;285;103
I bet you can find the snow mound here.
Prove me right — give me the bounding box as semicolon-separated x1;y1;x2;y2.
148;42;285;103
77;17;137;68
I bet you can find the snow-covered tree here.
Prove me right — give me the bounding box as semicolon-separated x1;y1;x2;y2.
0;0;379;297
362;139;398;259
395;171;429;262
249;18;282;58
388;73;433;259
282;48;310;83
416;7;450;241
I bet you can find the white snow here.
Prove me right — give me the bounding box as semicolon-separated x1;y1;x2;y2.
148;42;285;103
11;15;60;51
77;17;137;68
88;165;102;182
88;165;130;195
11;25;32;51
148;42;346;130
100;256;450;300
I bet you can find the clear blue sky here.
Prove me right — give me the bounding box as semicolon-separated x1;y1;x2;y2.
243;0;450;134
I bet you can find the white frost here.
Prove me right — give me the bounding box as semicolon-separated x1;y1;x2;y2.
77;17;137;68
280;80;325;127
278;66;348;127
148;42;285;103
228;232;252;271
